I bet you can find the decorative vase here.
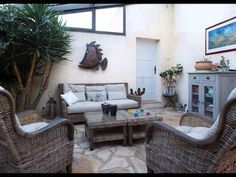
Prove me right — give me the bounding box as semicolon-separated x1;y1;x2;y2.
163;86;176;96
194;61;213;70
101;103;110;114
109;104;118;116
221;66;230;72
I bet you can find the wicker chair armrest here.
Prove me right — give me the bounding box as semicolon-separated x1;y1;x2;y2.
179;112;213;127
17;110;43;125
21;118;74;141
127;94;141;108
145;121;217;147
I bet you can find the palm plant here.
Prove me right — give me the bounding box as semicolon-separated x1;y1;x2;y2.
0;4;72;111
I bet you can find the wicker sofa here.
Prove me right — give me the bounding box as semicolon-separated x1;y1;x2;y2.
58;82;141;123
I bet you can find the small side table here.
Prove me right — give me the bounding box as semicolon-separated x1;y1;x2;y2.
163;94;177;108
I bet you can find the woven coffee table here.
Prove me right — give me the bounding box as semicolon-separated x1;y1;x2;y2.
119;109;163;145
84;111;127;150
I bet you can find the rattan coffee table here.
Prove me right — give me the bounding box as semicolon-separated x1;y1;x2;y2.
119;109;163;145
84;111;127;150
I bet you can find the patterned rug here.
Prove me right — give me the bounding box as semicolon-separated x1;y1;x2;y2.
72;105;184;173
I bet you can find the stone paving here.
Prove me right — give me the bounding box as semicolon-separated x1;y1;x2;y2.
72;105;183;173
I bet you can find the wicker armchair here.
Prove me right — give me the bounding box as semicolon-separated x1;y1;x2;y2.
0;87;74;173
145;97;236;173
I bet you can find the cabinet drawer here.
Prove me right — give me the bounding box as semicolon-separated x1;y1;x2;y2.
190;75;200;81
202;75;215;82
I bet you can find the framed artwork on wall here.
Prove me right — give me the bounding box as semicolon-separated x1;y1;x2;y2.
205;16;236;55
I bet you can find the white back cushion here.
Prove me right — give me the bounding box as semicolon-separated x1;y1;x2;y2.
60;91;79;106
107;91;127;100
86;86;106;92
105;84;127;100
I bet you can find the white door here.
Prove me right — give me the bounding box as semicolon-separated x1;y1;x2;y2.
136;38;157;101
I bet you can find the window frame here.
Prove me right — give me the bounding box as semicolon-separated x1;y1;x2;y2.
58;5;126;36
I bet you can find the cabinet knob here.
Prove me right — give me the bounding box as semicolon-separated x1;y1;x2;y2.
193;77;196;79
206;76;210;80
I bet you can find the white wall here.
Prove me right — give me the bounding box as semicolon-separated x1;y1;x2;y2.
173;4;236;107
36;4;174;113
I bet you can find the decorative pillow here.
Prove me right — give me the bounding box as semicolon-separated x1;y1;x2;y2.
60;91;79;106
86;91;107;102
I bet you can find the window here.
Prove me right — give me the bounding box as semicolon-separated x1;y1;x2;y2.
59;11;92;29
96;7;124;33
58;5;125;36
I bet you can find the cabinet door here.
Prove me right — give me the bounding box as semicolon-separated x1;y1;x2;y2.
190;84;201;114
201;84;215;119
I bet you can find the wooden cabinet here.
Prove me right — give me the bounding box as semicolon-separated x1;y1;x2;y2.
188;72;236;121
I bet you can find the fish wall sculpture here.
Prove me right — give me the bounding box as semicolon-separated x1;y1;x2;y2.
79;41;108;71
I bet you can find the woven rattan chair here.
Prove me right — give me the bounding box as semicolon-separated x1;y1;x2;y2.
145;97;236;173
0;86;74;173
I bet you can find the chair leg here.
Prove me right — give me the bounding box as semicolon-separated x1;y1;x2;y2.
147;167;154;173
66;163;72;173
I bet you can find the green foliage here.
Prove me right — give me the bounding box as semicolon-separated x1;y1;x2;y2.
0;4;72;86
219;56;230;67
201;56;211;61
159;64;183;86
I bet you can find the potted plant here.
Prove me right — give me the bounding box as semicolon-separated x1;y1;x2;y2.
219;56;230;71
159;64;183;96
0;4;72;111
194;56;213;70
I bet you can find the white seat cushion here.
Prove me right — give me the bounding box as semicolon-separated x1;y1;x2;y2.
67;99;138;114
67;101;103;113
175;116;219;140
185;132;206;140
21;122;48;133
106;99;138;109
175;125;192;133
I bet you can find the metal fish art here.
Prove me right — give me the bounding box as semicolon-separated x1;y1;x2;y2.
79;41;108;71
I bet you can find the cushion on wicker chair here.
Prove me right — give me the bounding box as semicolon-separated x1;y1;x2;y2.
15;114;21;127
21;122;48;133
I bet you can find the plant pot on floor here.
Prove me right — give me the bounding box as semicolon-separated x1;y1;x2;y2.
163;86;176;96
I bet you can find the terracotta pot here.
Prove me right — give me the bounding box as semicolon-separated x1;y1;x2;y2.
194;61;213;70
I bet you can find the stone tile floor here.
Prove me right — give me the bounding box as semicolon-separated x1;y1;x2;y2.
72;104;184;173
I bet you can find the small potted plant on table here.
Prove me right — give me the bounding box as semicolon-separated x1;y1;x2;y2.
159;64;183;96
219;56;230;71
194;56;213;70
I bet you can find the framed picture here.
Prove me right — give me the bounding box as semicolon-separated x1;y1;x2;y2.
205;16;236;55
